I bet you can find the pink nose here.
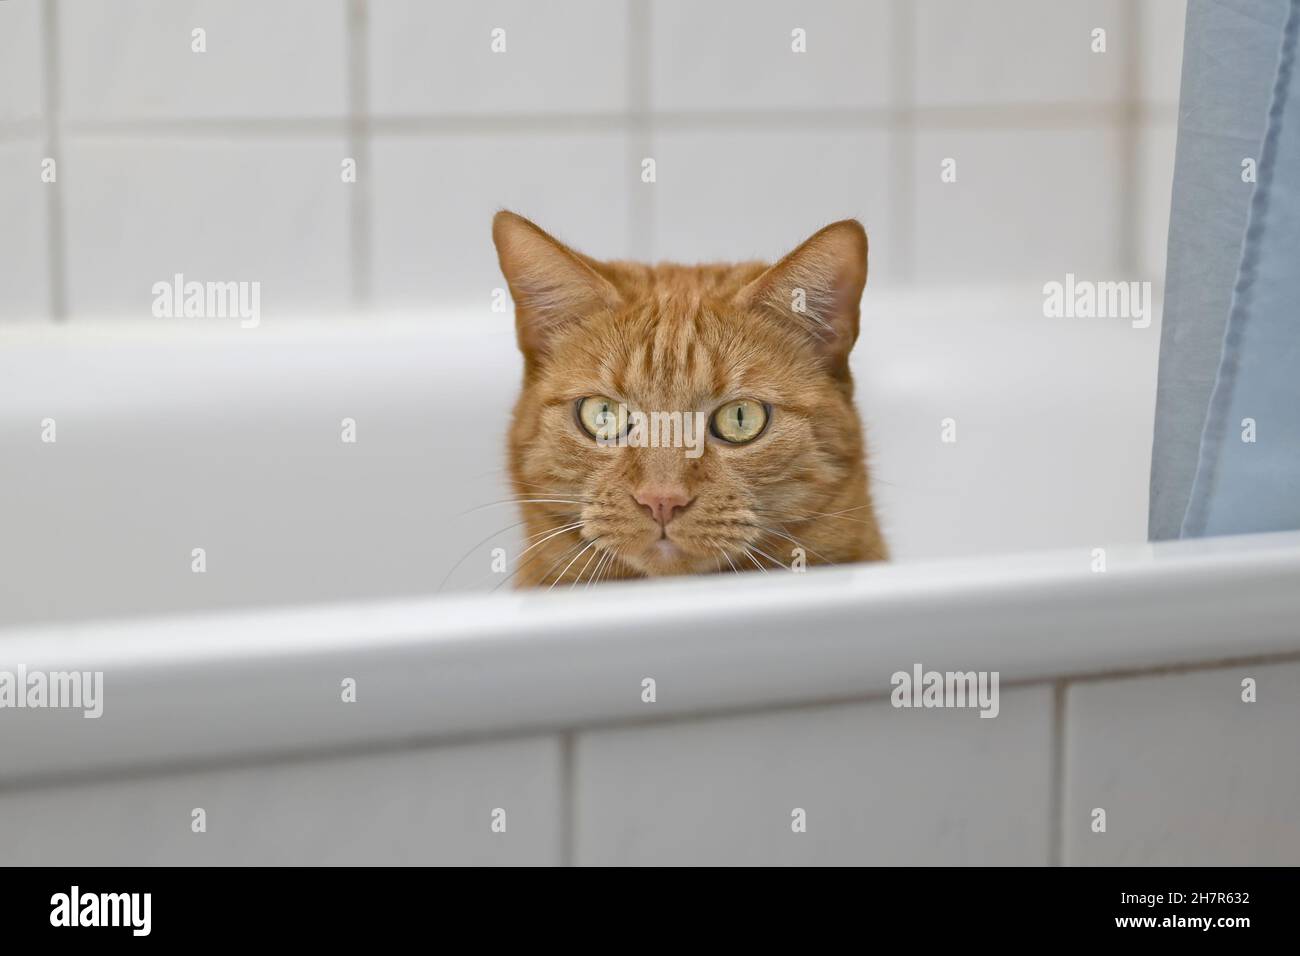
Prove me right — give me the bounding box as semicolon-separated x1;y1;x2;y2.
634;487;692;526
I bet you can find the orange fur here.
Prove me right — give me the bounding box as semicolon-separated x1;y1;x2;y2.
493;211;887;587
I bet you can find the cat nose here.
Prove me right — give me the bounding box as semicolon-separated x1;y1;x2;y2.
633;487;692;526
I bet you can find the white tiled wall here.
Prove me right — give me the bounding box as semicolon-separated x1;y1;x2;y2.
62;138;352;316
0;0;43;125
0;0;47;321
912;127;1126;284
648;0;895;111
1138;123;1179;279
1065;661;1300;866
648;128;895;275
1137;0;1185;281
58;0;349;121
0;0;1186;320
369;0;629;116
0;735;563;865
1140;0;1189;106
576;686;1054;866
0;142;49;320
914;0;1128;107
5;655;1294;865
370;131;632;308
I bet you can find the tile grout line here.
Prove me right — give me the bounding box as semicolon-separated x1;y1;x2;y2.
41;0;67;321
889;0;916;283
627;0;653;261
47;102;1174;138
347;0;372;309
1048;679;1067;866
1119;0;1142;276
559;731;577;867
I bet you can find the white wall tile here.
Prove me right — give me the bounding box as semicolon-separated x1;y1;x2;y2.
0;142;49;319
649;128;897;284
650;0;893;112
0;736;562;865
576;686;1053;865
369;0;628;116
1140;0;1187;105
370;131;631;309
1065;662;1300;865
59;0;347;121
913;127;1124;284
0;0;43;123
915;0;1126;107
1139;122;1177;280
62;138;350;316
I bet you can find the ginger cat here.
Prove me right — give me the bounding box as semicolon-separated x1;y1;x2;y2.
492;211;886;587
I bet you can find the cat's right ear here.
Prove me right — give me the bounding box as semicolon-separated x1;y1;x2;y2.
492;211;622;358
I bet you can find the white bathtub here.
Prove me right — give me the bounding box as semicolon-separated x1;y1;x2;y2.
3;288;1298;865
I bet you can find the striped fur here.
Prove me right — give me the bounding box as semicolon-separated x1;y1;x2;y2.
493;211;887;587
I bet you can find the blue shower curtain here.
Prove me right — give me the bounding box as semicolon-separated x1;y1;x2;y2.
1150;0;1300;540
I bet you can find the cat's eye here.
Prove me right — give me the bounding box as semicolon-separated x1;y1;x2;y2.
576;396;627;440
711;399;769;444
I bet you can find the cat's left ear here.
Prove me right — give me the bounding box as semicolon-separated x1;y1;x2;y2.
733;219;867;377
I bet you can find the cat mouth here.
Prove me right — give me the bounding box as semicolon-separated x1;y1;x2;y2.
633;535;690;572
651;539;682;560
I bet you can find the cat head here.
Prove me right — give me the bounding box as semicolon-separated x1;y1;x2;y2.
492;211;881;582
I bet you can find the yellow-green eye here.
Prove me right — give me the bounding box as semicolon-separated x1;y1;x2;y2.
577;396;627;440
711;399;768;444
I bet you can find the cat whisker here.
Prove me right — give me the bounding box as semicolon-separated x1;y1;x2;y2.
436;517;530;592
567;539;605;590
521;518;583;542
759;503;874;517
490;521;586;592
757;506;877;528
599;547;624;585
536;537;595;590
459;497;592;516
519;521;586;554
512;478;593;496
746;542;790;571
459;518;581;592
597;547;620;586
460;522;580;591
595;548;614;585
752;523;838;568
741;547;770;573
497;537;585;594
462;467;586;497
802;503;878;518
583;547;612;588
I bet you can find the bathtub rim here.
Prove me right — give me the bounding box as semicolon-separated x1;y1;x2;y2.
2;529;1298;787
